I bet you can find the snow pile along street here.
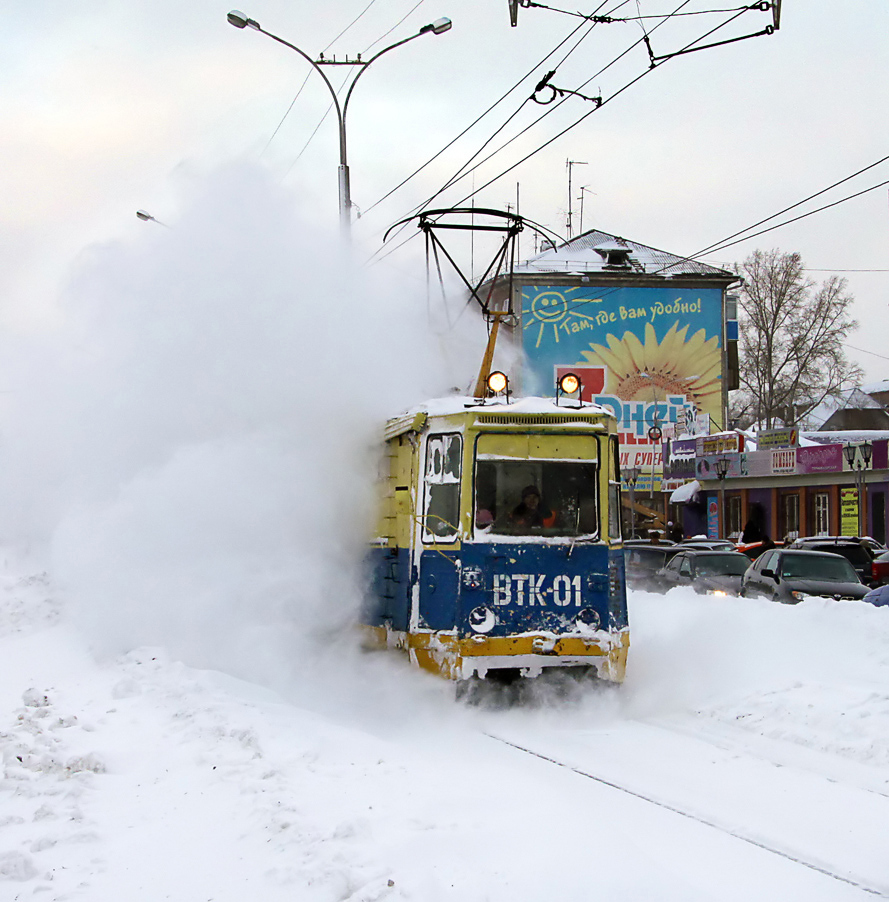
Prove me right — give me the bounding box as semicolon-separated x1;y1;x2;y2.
2;552;889;901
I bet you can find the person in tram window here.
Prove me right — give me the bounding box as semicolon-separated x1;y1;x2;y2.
509;485;557;531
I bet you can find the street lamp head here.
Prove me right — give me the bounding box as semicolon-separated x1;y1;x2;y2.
227;10;260;29
625;466;642;487
843;443;858;466
861;440;873;467
715;456;731;479
420;17;453;35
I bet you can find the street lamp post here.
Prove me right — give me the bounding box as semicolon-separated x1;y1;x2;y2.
843;441;873;535
715;455;730;539
227;11;452;237
625;466;642;539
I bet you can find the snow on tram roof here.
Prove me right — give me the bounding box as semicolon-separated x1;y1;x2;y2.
384;395;615;435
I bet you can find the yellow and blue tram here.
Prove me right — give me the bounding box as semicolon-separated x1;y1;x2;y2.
363;392;629;686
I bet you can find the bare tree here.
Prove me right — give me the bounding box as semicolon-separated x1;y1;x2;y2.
731;249;863;429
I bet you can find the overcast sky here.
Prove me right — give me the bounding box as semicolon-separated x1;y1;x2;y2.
2;0;887;381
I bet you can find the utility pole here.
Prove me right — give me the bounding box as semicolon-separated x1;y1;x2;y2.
578;186;594;236
566;159;587;239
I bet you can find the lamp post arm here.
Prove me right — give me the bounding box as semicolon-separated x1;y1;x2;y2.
341;30;426;125
256;26;347;163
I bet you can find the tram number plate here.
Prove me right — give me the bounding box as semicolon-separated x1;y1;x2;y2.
492;574;582;607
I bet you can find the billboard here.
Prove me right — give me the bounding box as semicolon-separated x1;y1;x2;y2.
521;284;724;471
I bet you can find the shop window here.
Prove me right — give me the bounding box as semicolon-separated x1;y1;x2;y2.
726;495;742;539
782;493;800;542
814;492;830;536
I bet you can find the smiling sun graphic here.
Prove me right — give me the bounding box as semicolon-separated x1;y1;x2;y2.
579;322;721;412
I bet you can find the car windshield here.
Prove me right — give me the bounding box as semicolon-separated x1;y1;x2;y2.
806;545;871;568
695;554;750;577
779;554;858;582
626;548;672;569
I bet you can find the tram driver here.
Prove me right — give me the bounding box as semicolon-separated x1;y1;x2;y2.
509;485;557;531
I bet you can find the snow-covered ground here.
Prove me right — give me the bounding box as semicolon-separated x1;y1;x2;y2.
0;172;887;899
2;549;888;902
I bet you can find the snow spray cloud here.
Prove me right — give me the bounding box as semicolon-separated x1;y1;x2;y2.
0;162;486;687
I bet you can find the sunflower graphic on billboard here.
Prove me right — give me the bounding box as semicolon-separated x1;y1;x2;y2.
579;321;721;413
520;284;724;472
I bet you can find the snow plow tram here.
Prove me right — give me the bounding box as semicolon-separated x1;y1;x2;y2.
363;395;629;686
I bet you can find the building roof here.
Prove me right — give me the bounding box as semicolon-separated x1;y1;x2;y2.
800;387;886;431
514;229;737;280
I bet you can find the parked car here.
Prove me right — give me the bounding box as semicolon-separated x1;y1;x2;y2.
741;549;870;603
623;538;675;547
656;550;751;596
862;584;889;606
787;537;877;586
793;535;886;555
676;538;737;552
871;550;889;585
625;545;683;592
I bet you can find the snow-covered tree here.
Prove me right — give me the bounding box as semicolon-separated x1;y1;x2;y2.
730;249;863;429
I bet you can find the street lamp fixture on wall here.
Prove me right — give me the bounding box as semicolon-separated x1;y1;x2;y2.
624;466;642;539
715;456;730;539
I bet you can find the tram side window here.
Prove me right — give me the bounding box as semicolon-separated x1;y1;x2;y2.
423;433;462;541
608;436;622;541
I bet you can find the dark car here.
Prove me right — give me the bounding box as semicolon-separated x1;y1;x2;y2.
623;538;675;547
741;549;870;603
862;584;889;606
624;545;683;592
675;538;737;552
870;550;889;586
656;550;751;596
787;537;876;586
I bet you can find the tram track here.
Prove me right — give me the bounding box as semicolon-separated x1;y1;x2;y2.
486;730;889;898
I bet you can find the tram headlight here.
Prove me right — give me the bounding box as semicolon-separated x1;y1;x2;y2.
487;371;508;394
576;608;601;631
468;606;497;634
558;372;580;395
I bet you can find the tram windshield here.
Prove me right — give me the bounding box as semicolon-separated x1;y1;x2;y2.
475;459;598;538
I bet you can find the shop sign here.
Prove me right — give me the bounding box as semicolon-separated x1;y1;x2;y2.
758;427;798;450
696;453;747;479
797;444;842;474
743;450;774;477
707;498;719;538
771;449;796;474
697;432;743;456
840;487;859;535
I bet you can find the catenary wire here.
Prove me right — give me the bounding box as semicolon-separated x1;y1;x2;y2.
367;0;696;263
370;0;737;264
445;3;751;211
361;0;623;218
691;152;889;258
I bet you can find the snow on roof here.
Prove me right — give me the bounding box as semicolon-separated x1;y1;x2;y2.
802;388;885;430
861;379;889;395
514;229;736;279
388;394;615;423
801;430;889;445
670;480;701;504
